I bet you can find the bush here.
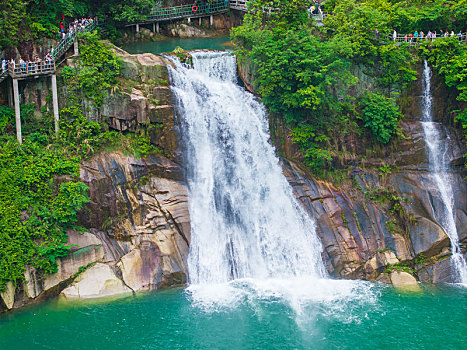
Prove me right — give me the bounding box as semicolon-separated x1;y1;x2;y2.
360;92;402;144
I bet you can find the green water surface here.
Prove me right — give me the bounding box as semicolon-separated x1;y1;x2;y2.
0;283;465;349
122;36;233;55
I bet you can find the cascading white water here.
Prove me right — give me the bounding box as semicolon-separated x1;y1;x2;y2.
168;51;375;312
421;60;467;284
169;51;326;284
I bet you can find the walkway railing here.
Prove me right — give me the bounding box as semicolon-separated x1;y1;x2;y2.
229;0;247;11
51;20;96;60
311;13;328;22
9;60;56;79
1;19;96;81
390;33;466;45
147;1;228;21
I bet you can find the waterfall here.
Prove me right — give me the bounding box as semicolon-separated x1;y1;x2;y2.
421;60;467;284
168;51;326;285
167;51;374;312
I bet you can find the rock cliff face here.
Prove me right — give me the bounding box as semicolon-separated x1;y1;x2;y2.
0;151;190;311
0;49;190;312
246;62;467;284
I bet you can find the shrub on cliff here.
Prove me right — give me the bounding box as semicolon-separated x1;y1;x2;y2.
0;136;89;291
359;92;401;144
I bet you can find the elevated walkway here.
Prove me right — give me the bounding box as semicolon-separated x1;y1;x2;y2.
2;19;96;145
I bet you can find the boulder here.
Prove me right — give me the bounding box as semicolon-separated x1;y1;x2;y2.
390;271;422;292
61;263;132;299
0;281;16;309
408;217;450;257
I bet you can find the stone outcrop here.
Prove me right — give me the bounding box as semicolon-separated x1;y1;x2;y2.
390;271;422;292
61;263;132;299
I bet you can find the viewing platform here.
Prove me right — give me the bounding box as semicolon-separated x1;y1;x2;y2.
127;0;248;31
1;19;96;145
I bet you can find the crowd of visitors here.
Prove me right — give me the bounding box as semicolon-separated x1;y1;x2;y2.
1;18;94;77
59;17;94;40
392;29;465;42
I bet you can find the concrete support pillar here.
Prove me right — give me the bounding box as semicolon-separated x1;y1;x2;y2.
156;22;160;33
188;17;191;23
210;15;213;27
136;24;140;33
7;81;13;107
51;74;59;137
74;40;79;56
12;79;21;144
199;17;201;26
152;23;156;33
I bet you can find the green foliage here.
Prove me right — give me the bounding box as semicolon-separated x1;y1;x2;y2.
0;106;14;134
0;135;89;290
57;106;119;158
384;261;414;275
376;44;418;89
64;31;121;108
359;92;402;144
326;0;392;57
291;124;332;171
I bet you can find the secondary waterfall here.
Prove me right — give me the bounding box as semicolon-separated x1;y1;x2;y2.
421;60;467;284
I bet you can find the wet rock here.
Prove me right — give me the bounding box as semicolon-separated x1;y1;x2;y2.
390;271;422;292
61;263;132;298
23;266;42;299
168;24;208;38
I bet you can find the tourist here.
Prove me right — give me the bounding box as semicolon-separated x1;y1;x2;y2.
1;58;7;73
409;32;413;43
19;58;26;74
413;31;419;43
458;31;463;40
450;30;455;37
420;31;424;40
60;21;64;33
404;33;408;42
375;27;379;39
393;30;397;42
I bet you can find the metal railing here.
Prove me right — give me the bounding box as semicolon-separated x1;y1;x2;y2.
9;60;56;79
229;0;247;11
311;13;328;22
51;20;97;60
389;33;466;45
1;19;96;80
147;1;229;21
